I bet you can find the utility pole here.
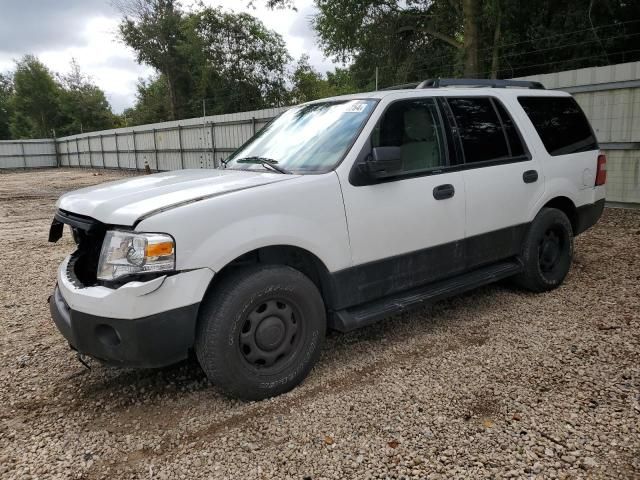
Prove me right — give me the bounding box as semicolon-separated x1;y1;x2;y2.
375;67;379;91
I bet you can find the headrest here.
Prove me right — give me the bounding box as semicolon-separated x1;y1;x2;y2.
404;108;433;142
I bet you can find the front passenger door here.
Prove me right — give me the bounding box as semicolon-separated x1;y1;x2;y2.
337;97;466;308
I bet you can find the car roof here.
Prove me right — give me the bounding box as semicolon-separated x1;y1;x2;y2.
306;87;570;104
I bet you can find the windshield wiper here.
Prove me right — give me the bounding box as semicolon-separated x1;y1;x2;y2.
235;156;291;174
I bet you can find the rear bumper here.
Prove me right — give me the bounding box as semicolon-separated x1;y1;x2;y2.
50;285;199;368
575;198;605;235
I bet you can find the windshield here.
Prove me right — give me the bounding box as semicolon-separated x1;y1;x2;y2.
224;99;377;173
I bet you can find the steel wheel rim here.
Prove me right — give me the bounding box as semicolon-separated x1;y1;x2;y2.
538;227;564;273
239;298;303;371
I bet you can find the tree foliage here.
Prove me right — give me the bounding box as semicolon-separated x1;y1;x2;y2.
118;1;291;123
0;73;13;140
56;59;118;136
10;55;62;138
269;0;640;89
122;76;172;125
1;56;116;139
290;54;357;103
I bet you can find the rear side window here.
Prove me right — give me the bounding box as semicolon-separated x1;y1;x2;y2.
518;96;598;156
447;97;509;163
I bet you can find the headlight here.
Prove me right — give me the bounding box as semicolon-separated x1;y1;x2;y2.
97;230;175;281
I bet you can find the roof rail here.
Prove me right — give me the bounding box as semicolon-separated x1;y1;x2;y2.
417;78;545;89
379;82;421;91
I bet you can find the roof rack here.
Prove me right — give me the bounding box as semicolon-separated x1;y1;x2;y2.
382;78;545;91
379;82;421;91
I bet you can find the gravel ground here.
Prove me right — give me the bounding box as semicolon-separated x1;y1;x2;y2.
0;168;639;480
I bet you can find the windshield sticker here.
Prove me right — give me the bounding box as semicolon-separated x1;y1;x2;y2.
344;102;368;113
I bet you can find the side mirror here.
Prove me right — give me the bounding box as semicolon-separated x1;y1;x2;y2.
365;146;402;178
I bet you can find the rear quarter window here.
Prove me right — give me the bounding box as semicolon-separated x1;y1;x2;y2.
518;96;598;156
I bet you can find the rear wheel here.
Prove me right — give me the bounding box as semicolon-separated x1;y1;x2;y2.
515;208;574;292
195;265;325;400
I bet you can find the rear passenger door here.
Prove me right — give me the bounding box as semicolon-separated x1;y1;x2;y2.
444;96;545;268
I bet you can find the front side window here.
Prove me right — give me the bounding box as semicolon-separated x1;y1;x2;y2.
225;100;377;173
447;97;510;163
372;98;447;173
518;96;598;156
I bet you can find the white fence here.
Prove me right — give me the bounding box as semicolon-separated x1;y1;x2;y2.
1;62;639;204
0;139;57;168
55;106;287;171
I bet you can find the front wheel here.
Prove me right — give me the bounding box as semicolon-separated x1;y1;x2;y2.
514;207;574;292
195;265;326;400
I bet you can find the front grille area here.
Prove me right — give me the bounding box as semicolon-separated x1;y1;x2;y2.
71;227;106;286
55;210;107;287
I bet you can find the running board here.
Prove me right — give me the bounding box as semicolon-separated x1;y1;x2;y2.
330;259;523;332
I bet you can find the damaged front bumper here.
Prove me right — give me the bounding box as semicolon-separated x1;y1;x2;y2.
50;255;214;368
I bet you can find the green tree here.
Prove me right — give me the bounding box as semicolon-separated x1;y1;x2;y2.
0;73;13;140
186;7;291;115
10;55;61;138
268;0;640;86
118;1;292;120
290;55;328;102
122;75;172;125
289;55;357;103
118;0;191;120
56;59;117;136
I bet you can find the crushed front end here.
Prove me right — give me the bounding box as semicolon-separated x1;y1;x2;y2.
48;209;213;368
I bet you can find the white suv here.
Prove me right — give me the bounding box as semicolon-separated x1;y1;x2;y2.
49;79;606;400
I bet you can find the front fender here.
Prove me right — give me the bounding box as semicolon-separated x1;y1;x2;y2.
136;173;352;274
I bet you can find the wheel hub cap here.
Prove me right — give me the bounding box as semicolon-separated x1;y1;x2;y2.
239;299;299;369
255;316;285;351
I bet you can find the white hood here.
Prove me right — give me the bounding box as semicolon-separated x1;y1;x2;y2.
56;169;297;225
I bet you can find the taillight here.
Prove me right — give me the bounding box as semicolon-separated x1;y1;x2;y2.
595;153;606;186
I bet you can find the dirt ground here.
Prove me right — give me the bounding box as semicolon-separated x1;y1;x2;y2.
0;168;638;480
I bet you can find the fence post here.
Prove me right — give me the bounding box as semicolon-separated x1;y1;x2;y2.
251;116;256;136
20;141;26;169
66;139;70;167
87;136;93;169
115;132;120;169
75;137;81;167
53;137;62;168
210;122;216;168
99;134;106;168
132;130;139;171
178;125;184;169
152;128;158;171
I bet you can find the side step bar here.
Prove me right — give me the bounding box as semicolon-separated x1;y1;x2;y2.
330;259;523;332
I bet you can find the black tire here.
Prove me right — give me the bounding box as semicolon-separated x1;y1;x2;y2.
514;207;574;292
195;265;326;400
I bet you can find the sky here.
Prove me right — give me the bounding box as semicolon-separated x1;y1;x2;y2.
0;0;338;113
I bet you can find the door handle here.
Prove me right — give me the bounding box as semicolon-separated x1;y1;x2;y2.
433;184;455;200
523;170;538;183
